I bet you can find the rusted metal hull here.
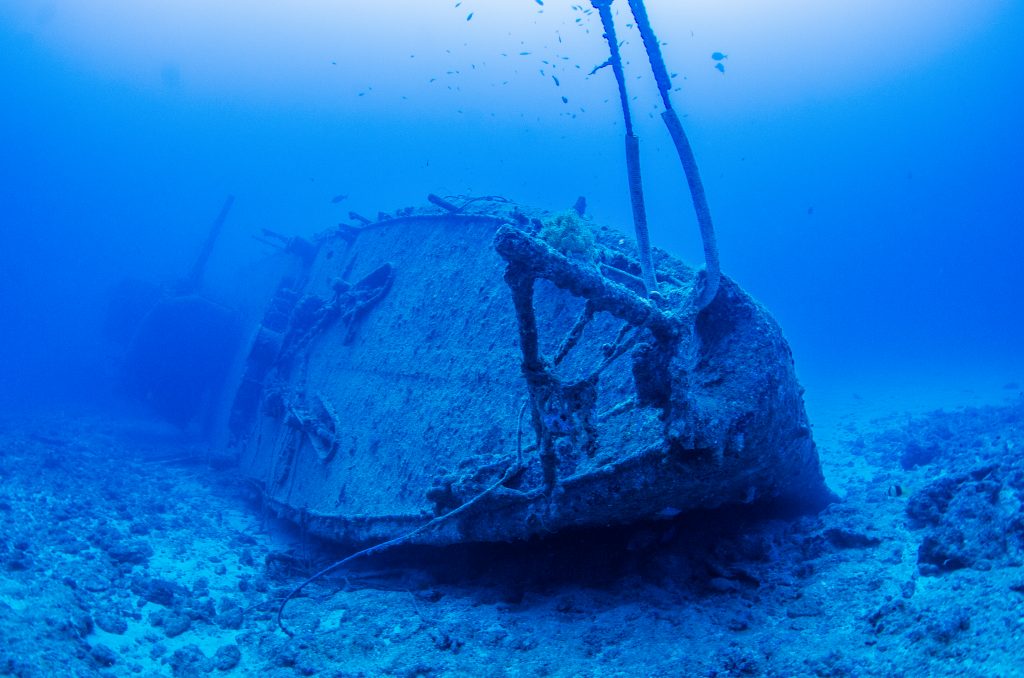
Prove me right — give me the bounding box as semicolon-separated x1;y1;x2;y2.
228;201;831;545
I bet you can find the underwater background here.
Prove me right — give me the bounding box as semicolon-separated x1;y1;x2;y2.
1;1;1023;676
2;0;1021;416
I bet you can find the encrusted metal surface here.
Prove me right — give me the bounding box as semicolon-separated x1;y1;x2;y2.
229;200;831;545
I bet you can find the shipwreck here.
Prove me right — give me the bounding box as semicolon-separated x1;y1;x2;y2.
113;0;832;577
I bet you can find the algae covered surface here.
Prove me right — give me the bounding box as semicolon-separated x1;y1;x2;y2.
2;392;1023;677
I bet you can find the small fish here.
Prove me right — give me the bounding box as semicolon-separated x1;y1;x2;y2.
714;63;725;73
711;52;727;61
552;75;560;86
561;95;568;103
331;194;349;204
466;12;473;21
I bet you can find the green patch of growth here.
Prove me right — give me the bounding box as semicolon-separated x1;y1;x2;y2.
539;211;597;262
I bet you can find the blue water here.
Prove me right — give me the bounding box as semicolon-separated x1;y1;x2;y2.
2;1;1021;415
1;2;1023;674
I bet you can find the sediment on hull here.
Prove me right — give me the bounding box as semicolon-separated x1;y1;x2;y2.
229;198;831;546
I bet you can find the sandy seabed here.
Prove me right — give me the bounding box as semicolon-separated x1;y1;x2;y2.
1;388;1023;677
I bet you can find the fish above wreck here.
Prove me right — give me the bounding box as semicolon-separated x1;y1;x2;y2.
208;197;833;547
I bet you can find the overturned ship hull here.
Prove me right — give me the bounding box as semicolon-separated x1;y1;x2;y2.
228;200;831;546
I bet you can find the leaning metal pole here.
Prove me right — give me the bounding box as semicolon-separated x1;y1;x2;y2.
624;0;721;309
591;0;658;298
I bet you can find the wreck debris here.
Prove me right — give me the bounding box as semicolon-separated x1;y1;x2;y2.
276;262;395;371
258;229;318;264
495;226;676;338
337;262;395;344
285;392;341;463
427;193;461;213
552;301;595;366
230;198;830;551
497;225;679;489
184;195;235;294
